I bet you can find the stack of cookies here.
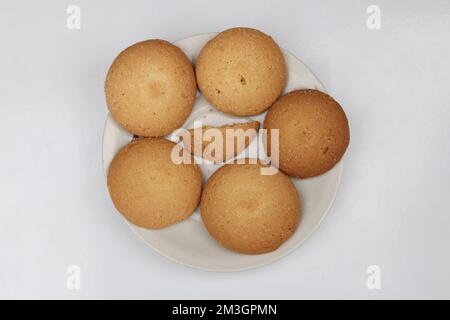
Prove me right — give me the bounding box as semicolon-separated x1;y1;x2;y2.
105;28;350;255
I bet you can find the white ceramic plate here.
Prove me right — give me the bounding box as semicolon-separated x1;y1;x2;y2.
102;33;343;272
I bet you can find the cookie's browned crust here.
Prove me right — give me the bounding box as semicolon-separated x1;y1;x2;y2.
183;121;260;163
196;28;286;116
107;138;202;229
264;89;350;178
105;40;196;137
200;161;301;254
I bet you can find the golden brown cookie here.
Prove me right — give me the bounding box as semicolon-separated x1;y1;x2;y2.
182;121;260;163
196;28;286;116
264;89;350;178
105;40;197;137
107;138;202;229
200;161;301;254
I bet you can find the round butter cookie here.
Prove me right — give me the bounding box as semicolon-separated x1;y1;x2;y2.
264;89;350;178
200;161;301;254
107;138;202;229
196;28;286;116
105;40;196;137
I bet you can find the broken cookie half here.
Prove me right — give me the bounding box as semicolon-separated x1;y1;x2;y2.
181;121;260;163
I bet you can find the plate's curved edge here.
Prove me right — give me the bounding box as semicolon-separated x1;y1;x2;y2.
101;114;111;180
101;32;344;272
280;47;327;94
173;31;217;45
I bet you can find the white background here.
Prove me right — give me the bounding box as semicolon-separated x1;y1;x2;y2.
1;0;449;299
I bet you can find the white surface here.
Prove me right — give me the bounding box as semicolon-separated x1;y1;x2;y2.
0;0;450;299
102;33;342;271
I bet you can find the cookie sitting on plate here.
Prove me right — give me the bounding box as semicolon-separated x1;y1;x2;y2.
107;138;202;229
196;27;286;116
181;121;260;163
105;40;196;137
200;161;301;254
264;89;350;178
